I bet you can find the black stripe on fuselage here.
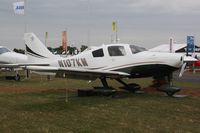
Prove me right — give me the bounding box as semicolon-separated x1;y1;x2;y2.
113;64;178;78
26;52;46;59
25;44;47;59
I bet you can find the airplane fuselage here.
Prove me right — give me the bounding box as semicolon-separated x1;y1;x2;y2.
49;44;184;78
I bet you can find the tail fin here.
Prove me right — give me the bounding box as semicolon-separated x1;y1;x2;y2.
24;33;58;63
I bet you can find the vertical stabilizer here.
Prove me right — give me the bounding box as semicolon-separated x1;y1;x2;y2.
24;33;58;63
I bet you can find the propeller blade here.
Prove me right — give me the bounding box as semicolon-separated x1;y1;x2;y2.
179;62;187;77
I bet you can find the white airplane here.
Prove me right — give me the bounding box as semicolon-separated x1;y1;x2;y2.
0;46;28;80
24;33;197;96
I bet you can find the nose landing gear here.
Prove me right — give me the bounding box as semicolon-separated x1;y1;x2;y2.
153;73;181;96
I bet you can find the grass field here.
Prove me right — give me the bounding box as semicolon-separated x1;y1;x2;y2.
0;74;200;133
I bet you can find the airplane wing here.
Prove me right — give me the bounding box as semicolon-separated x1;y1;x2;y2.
26;66;130;79
0;63;49;68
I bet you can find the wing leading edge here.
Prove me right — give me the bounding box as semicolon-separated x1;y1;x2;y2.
0;63;49;68
26;66;130;79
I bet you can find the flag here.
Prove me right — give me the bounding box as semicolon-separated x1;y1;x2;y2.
44;32;48;46
45;32;48;40
187;36;195;54
112;21;116;32
13;1;25;15
62;31;67;51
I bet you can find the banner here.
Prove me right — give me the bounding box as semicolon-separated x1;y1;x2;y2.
62;31;67;51
45;32;48;40
112;21;116;32
13;1;25;15
187;36;195;54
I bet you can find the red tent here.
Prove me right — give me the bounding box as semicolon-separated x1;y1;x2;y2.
194;60;200;66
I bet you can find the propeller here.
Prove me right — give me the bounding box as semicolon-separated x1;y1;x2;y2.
179;62;187;77
179;55;197;77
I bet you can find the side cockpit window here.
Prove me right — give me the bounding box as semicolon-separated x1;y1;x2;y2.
129;45;146;54
0;47;10;54
108;46;126;56
92;48;104;57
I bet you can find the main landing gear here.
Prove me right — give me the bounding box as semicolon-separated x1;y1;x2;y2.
79;75;181;97
5;71;21;81
115;78;141;93
5;74;20;81
98;77;142;93
78;77;142;97
102;75;181;97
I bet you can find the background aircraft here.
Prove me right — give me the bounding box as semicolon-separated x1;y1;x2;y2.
0;45;50;81
24;33;197;96
0;46;28;80
149;43;200;67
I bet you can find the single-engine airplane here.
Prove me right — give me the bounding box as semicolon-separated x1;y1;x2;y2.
24;33;197;96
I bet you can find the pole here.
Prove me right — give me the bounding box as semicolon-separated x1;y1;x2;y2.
116;21;118;43
65;88;68;103
23;0;30;79
65;29;67;55
87;0;91;46
24;0;27;33
45;33;46;46
169;37;173;53
45;32;48;46
111;35;113;43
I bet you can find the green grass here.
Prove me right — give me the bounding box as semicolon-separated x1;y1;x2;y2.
0;74;200;133
174;81;200;89
0;92;200;133
0;74;152;92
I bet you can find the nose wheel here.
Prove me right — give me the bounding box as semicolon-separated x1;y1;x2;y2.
155;73;181;96
158;84;181;96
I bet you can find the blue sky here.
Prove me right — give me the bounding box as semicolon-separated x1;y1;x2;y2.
1;0;200;50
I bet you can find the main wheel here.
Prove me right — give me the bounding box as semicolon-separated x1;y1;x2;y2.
166;91;176;97
15;74;20;81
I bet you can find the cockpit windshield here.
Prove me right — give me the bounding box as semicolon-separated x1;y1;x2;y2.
129;45;146;54
0;47;11;54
